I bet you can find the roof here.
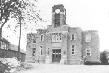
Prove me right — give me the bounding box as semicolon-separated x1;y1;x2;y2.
0;37;10;43
53;4;64;7
52;4;65;12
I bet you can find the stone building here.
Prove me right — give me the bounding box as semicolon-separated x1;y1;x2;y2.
26;4;100;64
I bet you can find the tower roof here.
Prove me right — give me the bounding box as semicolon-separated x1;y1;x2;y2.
53;4;64;8
52;4;65;12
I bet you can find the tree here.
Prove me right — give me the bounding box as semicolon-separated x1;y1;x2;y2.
0;0;26;46
15;0;44;61
0;0;44;60
100;51;108;65
0;0;27;61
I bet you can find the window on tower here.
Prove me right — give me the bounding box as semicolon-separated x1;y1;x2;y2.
54;12;60;27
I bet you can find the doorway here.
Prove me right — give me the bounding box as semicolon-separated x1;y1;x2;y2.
52;49;61;62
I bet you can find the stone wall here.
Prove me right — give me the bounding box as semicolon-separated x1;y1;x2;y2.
67;27;82;64
46;25;69;63
82;30;100;62
26;4;100;64
45;32;52;63
26;33;36;62
26;28;100;64
35;30;46;63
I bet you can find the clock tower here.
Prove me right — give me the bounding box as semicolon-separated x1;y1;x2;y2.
52;4;66;27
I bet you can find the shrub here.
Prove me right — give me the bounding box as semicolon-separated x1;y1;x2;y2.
100;51;108;65
84;61;101;65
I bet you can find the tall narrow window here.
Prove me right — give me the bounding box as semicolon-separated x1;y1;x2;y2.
40;46;43;55
72;45;75;55
59;33;62;41
56;33;58;40
48;48;49;55
86;48;91;56
52;33;56;42
86;34;91;42
41;49;42;55
41;35;44;41
71;34;75;40
54;13;60;27
32;48;36;56
0;10;1;17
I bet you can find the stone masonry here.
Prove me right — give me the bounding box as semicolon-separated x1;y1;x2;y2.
26;4;100;65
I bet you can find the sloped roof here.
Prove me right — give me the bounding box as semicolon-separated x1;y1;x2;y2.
0;37;10;44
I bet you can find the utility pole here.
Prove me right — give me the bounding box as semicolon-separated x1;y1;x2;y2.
18;2;22;61
0;0;2;49
18;15;21;61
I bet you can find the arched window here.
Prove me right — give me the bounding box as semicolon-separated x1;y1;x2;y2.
32;48;36;56
40;46;43;55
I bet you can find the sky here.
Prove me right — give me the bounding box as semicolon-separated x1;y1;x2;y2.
2;0;109;52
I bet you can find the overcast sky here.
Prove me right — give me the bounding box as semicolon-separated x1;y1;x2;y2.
2;0;109;51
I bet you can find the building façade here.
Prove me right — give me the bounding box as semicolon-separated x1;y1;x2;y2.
26;4;100;65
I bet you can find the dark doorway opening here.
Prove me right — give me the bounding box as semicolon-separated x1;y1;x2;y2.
52;49;61;62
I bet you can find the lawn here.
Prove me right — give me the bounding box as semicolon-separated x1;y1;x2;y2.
16;63;109;73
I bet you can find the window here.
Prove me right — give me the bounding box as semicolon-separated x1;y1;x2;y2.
52;33;62;42
4;44;6;49
41;49;42;55
0;10;1;18
48;48;49;55
72;34;75;40
41;34;44;41
33;40;36;43
86;48;91;56
54;13;60;27
1;42;5;49
32;48;36;56
86;34;91;42
33;48;36;50
40;46;43;55
72;45;75;55
52;33;56;42
33;51;35;53
59;33;62;40
32;53;35;56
